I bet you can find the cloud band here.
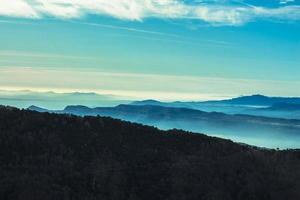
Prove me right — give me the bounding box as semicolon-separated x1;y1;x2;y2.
0;0;300;26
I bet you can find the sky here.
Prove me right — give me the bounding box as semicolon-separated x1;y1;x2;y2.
0;0;300;101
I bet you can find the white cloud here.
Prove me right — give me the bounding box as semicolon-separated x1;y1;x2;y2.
0;0;299;25
194;6;251;25
253;5;300;21
0;0;38;18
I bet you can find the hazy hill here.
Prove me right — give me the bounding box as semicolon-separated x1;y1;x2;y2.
0;106;299;200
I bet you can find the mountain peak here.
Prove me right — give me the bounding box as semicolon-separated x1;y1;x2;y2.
27;105;48;112
249;94;267;98
131;99;163;106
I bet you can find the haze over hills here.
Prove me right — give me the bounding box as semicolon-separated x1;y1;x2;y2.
5;91;300;148
6;90;300;117
132;95;300;107
28;103;300;149
131;95;300;119
1;106;300;200
5;91;300;111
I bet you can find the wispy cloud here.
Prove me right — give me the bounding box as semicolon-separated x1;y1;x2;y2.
0;0;299;26
72;21;232;46
71;21;179;37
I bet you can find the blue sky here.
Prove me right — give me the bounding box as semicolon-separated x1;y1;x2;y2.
0;0;300;100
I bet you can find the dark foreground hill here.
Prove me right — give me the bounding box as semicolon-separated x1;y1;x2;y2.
0;106;300;200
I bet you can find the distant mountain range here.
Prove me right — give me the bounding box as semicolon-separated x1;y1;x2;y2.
28;104;300;128
11;92;300;148
207;94;300;106
0;90;129;109
130;95;300;120
132;94;300;107
6;92;300;114
28;103;300;148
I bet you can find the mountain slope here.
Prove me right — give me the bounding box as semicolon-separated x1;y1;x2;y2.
0;106;300;200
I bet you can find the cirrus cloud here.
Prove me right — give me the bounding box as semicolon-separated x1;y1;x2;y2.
0;0;299;26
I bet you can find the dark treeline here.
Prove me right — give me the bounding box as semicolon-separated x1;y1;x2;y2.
0;106;299;200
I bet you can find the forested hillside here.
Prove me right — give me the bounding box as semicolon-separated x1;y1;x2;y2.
0;106;299;200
